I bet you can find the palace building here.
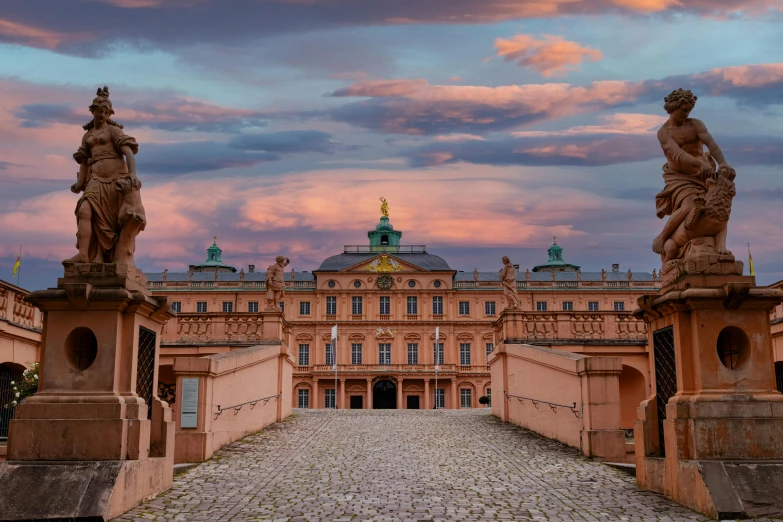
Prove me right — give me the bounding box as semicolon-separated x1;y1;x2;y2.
146;214;661;429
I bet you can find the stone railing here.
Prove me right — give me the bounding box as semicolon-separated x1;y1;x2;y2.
163;312;290;345
0;281;41;331
309;364;461;374
494;312;647;343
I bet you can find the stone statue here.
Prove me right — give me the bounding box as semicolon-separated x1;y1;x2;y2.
67;86;146;268
265;256;290;310
379;197;389;218
652;89;741;283
290;268;296;282
499;256;522;310
473;268;479;282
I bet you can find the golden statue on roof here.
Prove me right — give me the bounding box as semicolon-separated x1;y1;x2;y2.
379;197;389;218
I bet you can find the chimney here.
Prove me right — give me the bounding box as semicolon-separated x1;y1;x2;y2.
248;264;255;273
612;263;620;272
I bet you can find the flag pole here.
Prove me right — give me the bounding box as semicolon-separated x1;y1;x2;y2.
748;243;755;276
331;324;338;409
16;245;21;287
434;326;439;410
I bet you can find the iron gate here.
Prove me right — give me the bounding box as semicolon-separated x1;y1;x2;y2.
0;364;23;439
776;362;783;394
136;327;157;419
653;326;677;456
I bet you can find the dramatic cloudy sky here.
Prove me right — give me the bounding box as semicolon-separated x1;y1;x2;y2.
1;0;782;289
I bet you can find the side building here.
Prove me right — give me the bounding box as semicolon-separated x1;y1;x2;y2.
148;216;660;429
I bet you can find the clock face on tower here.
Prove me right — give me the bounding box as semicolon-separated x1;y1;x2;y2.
376;275;394;290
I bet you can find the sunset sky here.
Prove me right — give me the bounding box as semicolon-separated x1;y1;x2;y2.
1;0;782;290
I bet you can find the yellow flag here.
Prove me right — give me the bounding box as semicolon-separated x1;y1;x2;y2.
13;254;20;278
748;243;755;276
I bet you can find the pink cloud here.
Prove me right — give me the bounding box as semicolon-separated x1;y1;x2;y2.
694;63;783;88
512;113;667;137
494;34;603;77
0;18;87;49
331;79;429;97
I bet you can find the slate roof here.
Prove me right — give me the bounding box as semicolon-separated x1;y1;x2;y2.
453;270;654;282
315;253;452;272
147;271;315;282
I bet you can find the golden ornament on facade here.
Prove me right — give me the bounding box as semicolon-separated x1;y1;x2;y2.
367;254;402;273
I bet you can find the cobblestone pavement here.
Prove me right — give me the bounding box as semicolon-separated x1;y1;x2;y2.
118;409;767;521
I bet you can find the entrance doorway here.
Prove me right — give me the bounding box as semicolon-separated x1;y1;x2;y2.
350;395;363;409
0;363;24;440
406;395;420;409
373;380;396;409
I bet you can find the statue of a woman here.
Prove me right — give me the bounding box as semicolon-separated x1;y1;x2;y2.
66;86;146;267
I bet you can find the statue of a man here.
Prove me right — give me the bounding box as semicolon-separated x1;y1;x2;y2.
652;89;735;259
265;256;290;310
499;256;522;310
379;197;389;218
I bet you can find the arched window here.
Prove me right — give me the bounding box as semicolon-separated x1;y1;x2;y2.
381;234;389;245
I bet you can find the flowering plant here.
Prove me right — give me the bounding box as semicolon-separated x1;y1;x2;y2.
4;362;39;409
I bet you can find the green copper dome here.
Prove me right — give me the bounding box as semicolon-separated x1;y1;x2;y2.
193;237;237;272
368;216;402;251
532;238;580;272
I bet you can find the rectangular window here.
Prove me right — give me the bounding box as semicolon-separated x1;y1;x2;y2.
486;343;494;356
460;389;472;408
588;301;599;312
434;388;445;409
298;344;310;366
325;343;334;366
247;301;258;313
171;302;182;313
433;343;444;365
407;296;418;315
196;301;207;313
326;296;337;315
278;302;285;313
536;301;547;312
562;301;573;311
379;296;390;315
485;301;496;316
378;343;391;365
407;343;418;365
298;389;309;409
300;301;311;316
614;301;625;312
325;389;336;409
458;301;470;315
351;343;362;365
432;296;443;315
352;296;363;315
460;343;471;366
222;302;233;313
486;388;491;406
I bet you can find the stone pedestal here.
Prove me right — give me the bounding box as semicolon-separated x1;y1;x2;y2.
0;264;175;521
493;308;526;345
634;275;783;518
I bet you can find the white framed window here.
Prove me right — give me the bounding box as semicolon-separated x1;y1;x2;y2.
434;388;445;409
325;389;336;409
562;301;573;311
536;301;547;312
278;302;285;313
298;389;309;409
379;296;390;315
407;343;418;364
352;296;363;315
407;296;418;315
460;343;471;366
326;343;334;366
247;301;258;313
485;301;496;316
614;301;625;312
486;388;491;406
300;301;311;316
432;296;443;315
433;343;444;365
298;344;310;366
588;301;599;311
171;302;182;313
378;343;391;365
326;296;336;315
486;343;494;356
460;389;472;408
196;301;207;313
222;302;233;313
458;301;470;315
351;343;362;365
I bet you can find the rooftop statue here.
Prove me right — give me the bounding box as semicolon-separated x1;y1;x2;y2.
653;89;741;283
379;197;389;218
499;256;522;310
265;256;290;310
67;86;146;268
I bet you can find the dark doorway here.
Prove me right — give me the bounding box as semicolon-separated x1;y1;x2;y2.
373;380;396;409
406;395;420;409
350;395;363;409
0;363;24;440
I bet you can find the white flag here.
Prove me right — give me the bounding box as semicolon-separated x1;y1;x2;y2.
331;324;337;340
435;326;440;369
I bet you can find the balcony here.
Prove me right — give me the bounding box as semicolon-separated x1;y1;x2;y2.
308;364;464;374
432;314;444;320
325;314;337;322
343;245;426;254
378;314;391;321
405;314;419;321
351;314;364;321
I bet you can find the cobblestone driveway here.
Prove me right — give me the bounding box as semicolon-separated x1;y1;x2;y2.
119;409;718;521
